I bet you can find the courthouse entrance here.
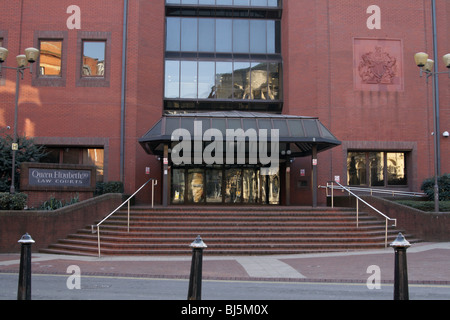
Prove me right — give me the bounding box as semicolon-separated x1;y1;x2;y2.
139;111;341;206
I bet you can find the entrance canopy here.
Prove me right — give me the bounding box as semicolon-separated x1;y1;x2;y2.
139;111;341;157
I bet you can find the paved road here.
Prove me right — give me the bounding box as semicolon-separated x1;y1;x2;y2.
1;242;449;302
1;272;449;301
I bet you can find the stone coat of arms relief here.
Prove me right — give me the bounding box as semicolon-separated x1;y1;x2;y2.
358;46;397;85
353;39;403;91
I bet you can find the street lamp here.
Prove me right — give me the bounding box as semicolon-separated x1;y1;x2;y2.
413;0;450;212
0;46;39;194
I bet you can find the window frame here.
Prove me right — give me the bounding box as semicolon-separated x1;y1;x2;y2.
76;31;111;87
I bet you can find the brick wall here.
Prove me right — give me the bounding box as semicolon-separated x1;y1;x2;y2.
0;193;123;253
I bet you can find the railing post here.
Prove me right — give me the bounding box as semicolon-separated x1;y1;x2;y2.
331;181;334;208
152;180;155;208
356;199;359;228
187;235;207;300
17;233;35;300
127;199;130;233
97;226;101;258
390;233;411;300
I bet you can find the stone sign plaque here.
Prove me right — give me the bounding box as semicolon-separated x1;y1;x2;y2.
28;168;92;187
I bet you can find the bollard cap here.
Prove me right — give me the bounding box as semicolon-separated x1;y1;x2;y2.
390;232;410;248
190;235;207;249
18;233;35;244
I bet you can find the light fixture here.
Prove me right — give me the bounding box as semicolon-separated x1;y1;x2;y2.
0;47;8;63
443;53;450;68
16;55;27;68
423;59;434;72
414;52;428;67
24;47;40;63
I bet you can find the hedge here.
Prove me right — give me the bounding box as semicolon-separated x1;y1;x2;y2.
0;193;28;210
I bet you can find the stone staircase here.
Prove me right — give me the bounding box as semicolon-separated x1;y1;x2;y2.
39;206;418;256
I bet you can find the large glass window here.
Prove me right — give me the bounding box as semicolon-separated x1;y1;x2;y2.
347;151;407;187
165;60;281;101
166;0;280;7
166;18;279;55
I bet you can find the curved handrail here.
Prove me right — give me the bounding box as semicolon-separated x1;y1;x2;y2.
92;178;157;257
324;181;397;248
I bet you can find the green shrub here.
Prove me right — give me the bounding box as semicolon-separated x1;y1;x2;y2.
0;192;28;210
39;194;80;211
95;181;124;195
421;174;450;201
396;200;450;212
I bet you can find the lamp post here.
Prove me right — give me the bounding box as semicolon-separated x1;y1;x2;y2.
0;46;39;194
413;0;450;213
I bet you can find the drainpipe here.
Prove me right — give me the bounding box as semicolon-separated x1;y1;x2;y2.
120;0;129;182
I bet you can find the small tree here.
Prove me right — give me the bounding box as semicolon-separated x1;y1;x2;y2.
0;133;47;192
421;174;450;201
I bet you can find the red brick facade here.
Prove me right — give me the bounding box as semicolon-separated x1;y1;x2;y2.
0;0;449;206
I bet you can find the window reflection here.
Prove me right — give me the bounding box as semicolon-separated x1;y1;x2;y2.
347;151;407;187
39;40;62;76
82;41;105;77
347;152;367;185
188;169;204;203
225;168;242;203
387;153;407;185
172;169;185;204
215;62;233;99
206;169;222;203
165;60;281;101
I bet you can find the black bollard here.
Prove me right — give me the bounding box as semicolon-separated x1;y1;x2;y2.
17;233;35;300
187;235;207;300
390;233;411;300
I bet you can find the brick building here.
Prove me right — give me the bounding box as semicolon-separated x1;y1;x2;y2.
0;0;449;207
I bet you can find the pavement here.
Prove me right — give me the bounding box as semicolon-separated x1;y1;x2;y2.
1;242;450;285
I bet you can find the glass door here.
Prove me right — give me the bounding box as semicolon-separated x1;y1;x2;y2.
206;169;223;203
225;168;242;203
187;169;204;203
171;168;185;204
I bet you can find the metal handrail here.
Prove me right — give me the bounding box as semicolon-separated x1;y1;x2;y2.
324;181;397;248
92;178;157;257
323;185;426;198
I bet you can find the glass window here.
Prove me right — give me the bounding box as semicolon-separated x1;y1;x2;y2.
180;61;198;98
181;18;198;52
387;153;407;185
347;152;366;186
39;40;62;76
250;20;266;54
198;61;216;98
233;61;250;99
233;19;249;53
215;61;233;99
267;20;276;53
171;169;185;204
206;169;223;203
225;168;242;203
82;41;105;77
268;62;280;100
165;60;180;98
216;19;232;52
369;152;384;186
250;62;268;100
166;18;181;51
188;169;204;203
199;19;215;52
347;151;407;187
